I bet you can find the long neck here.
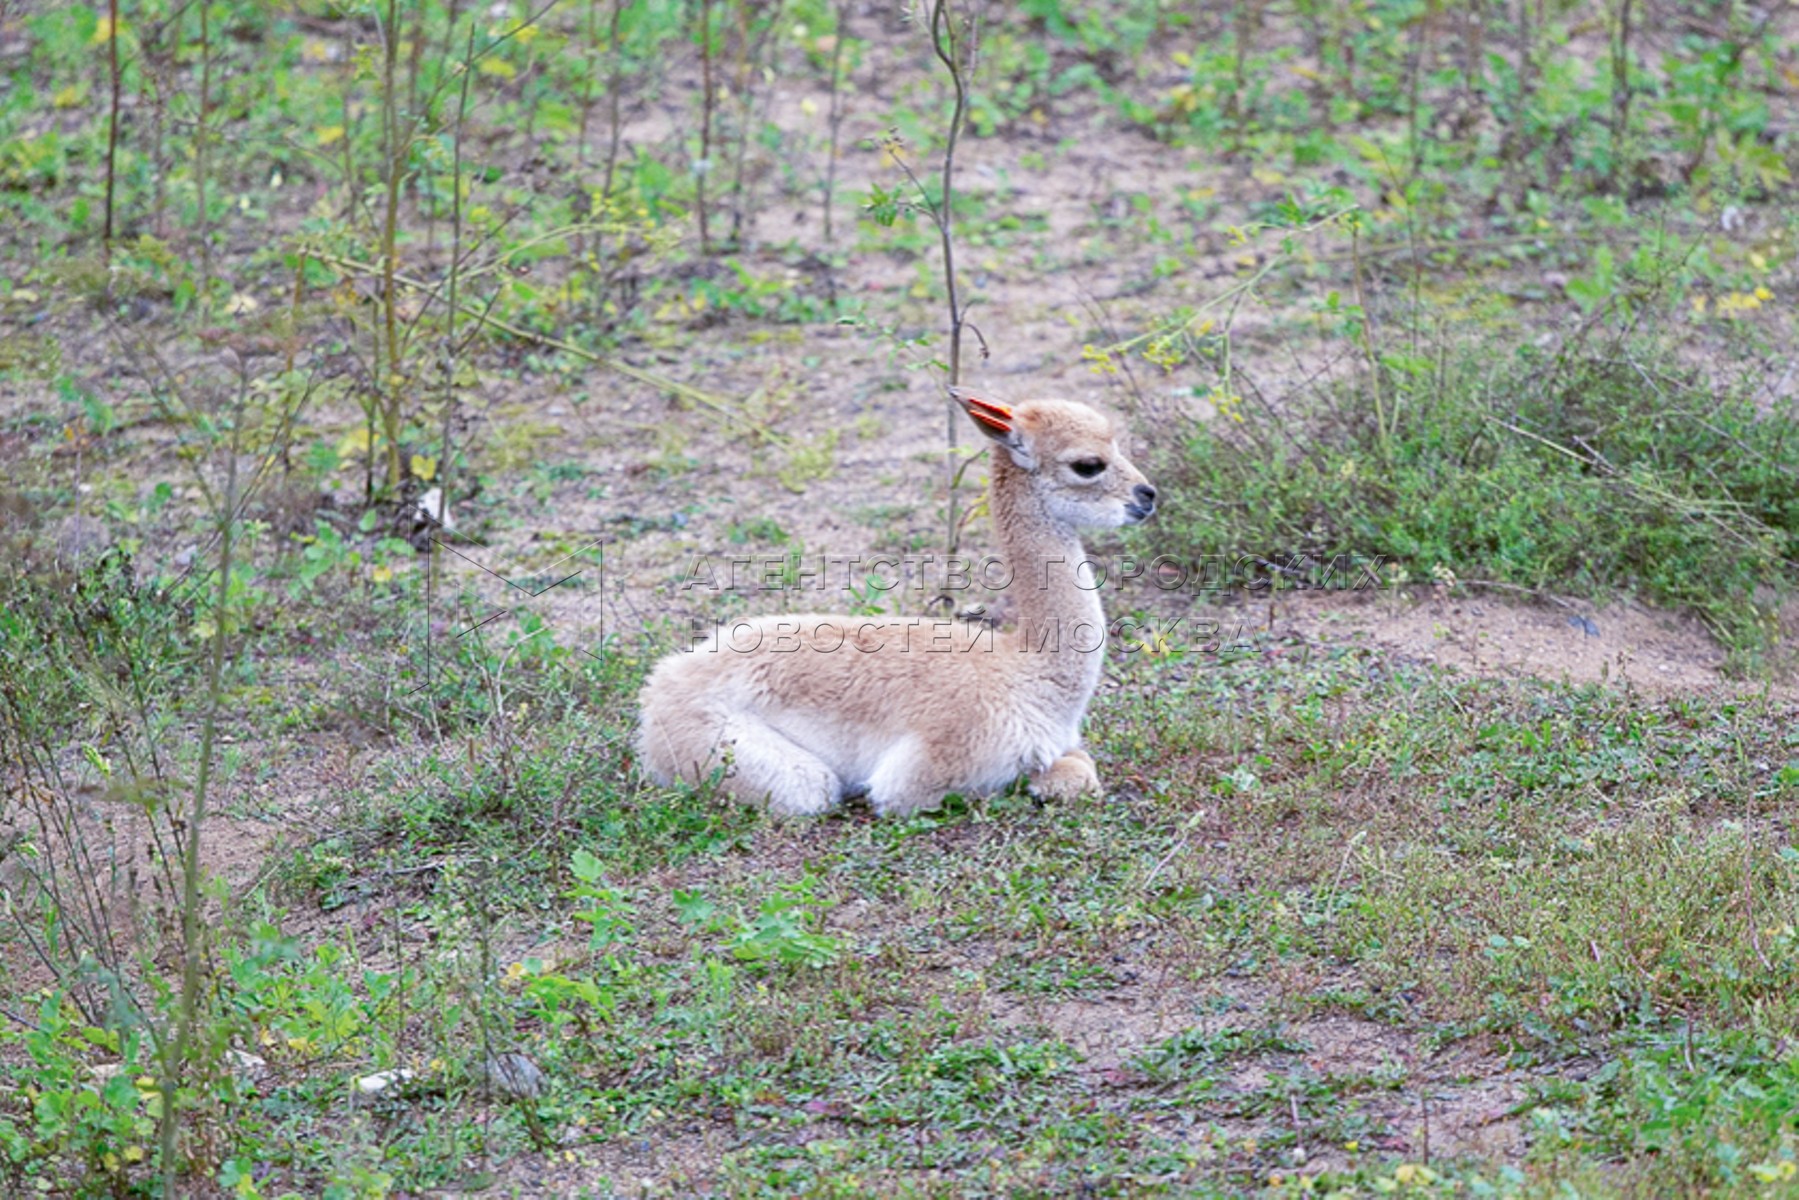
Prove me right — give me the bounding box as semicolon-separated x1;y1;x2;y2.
989;454;1107;689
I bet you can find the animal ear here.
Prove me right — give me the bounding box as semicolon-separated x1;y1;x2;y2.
948;386;1036;469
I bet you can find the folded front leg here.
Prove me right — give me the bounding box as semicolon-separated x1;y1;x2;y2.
1029;748;1100;803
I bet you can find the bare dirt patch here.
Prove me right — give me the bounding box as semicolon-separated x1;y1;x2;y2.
987;971;1536;1169
988;976;1274;1072
1265;587;1790;698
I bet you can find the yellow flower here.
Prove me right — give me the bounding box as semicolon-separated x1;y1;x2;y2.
1081;344;1120;377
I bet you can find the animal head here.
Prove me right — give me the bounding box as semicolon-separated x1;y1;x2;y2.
950;387;1158;528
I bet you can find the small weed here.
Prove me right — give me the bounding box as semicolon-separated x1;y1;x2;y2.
727;515;789;545
729;878;842;970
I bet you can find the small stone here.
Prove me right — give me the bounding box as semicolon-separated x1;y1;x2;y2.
354;1068;414;1095
416;487;454;531
485;1052;546;1099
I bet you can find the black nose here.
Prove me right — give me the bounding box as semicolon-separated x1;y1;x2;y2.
1133;484;1157;507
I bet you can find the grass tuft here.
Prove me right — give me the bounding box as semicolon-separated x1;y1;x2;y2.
1154;336;1799;667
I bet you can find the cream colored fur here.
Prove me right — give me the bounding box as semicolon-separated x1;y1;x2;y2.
635;389;1157;816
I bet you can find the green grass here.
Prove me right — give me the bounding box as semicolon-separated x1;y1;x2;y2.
13;627;1798;1195
15;584;1776;1194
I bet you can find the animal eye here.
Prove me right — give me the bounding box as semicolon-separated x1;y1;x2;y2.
1069;458;1107;479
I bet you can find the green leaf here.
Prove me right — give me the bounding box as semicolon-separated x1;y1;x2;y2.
570;848;602;882
673;889;715;925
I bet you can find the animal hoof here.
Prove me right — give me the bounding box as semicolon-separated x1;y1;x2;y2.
1030;751;1101;803
765;790;836;818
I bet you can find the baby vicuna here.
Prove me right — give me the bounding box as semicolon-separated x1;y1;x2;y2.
636;387;1157;816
